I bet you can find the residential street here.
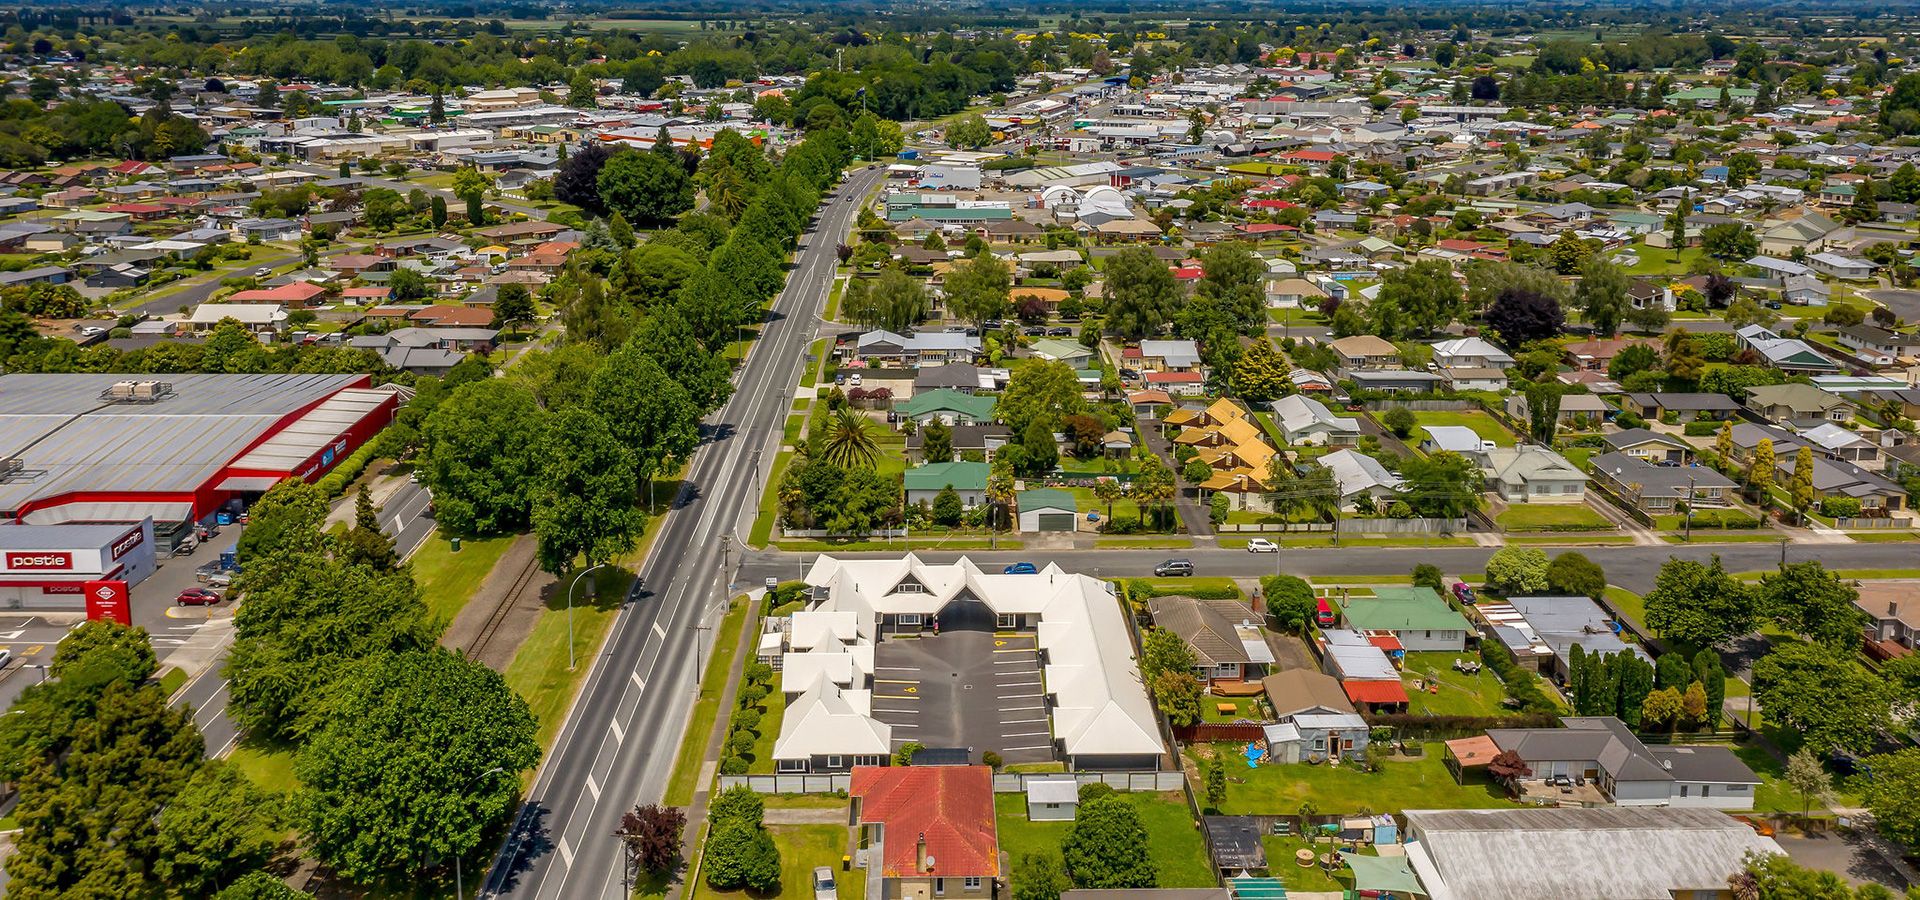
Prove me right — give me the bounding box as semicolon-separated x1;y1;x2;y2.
481;166;886;900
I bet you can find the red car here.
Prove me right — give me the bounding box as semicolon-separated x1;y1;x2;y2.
176;588;222;606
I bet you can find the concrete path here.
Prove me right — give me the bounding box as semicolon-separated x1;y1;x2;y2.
764;808;849;825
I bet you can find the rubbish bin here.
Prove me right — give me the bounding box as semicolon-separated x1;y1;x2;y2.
451;537;462;552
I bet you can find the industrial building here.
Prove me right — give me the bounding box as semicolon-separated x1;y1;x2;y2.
0;373;403;543
0;518;157;611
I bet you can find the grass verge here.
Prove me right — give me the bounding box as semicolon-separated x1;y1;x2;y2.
502;567;635;752
410;533;515;628
665;596;750;807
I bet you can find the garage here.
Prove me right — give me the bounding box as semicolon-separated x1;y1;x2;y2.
1015;487;1079;535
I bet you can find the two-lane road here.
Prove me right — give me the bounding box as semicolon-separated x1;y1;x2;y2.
484;167;884;900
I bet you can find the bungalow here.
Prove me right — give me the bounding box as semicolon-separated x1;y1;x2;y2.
227;280;330;308
905;424;1012;464
1588;452;1737;515
1736;324;1841;375
853;329;982;367
1137;339;1204;372
1798;422;1882;468
1781;275;1832;307
1442;367;1508;392
1809;252;1875;280
1564;337;1659;372
1147;595;1275;685
897;389;997;427
1030;338;1093;368
1744;255;1815;285
188;302;285;333
1318;449;1404;511
1480;595;1647;679
849;766;999;900
1485;716;1761;810
1620;392;1741;421
233;217;302;242
1265;277;1326;309
1857;582;1920;657
1626;277;1677;313
1836;325;1920;367
1326;335;1401;373
1335;587;1471;652
1430;336;1516;370
914;363;992;395
1743;383;1855;427
1259;668;1369;763
1484;446;1588;504
1268;395;1361;447
903;461;990;508
1144;370;1207;397
1602;428;1693;465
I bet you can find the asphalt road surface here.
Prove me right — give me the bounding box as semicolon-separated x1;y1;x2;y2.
741;541;1920;596
482;166;886;900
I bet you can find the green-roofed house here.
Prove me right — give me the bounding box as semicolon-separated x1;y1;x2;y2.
1016;487;1079;533
1664;86;1757;108
1334;586;1471;652
904;461;990;508
897;388;997;426
1028;338;1093;367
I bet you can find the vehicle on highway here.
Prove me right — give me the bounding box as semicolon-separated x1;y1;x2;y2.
176;587;222;606
813;867;837;900
0;648;9;669
1003;562;1038;574
1246;538;1279;553
1153;558;1195;577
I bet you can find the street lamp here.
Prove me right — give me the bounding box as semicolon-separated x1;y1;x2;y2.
567;563;610;672
454;766;508;900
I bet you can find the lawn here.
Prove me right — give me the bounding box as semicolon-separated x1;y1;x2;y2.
1399;652;1515;717
1260;835;1354;893
1204;694;1263;723
691;823;863;900
501;566;635;752
409;533;515;627
1733;743;1863;815
745;675;788;774
229;737;301;796
1602;586;1647;631
1125;577;1242;600
666;596;750;806
1621;243;1707;276
1058;455;1140;476
158;666;187;697
1410;410;1515;448
1494;504;1614;532
1065;486;1140;523
1188;743;1513;816
994;792;1215;890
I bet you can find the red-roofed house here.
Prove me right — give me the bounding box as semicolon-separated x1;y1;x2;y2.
103;203;171;221
227;281;330;307
1144;370;1206;397
409;305;496;327
110;160;162;177
1342;679;1410;708
850;765;999;900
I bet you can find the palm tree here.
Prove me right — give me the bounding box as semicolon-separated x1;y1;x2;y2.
819;409;879;469
986;459;1016;547
1093;478;1122;522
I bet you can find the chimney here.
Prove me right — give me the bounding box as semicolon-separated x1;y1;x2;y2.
1892;600;1900;617
916;832;928;873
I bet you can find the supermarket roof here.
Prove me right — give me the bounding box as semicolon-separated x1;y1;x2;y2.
0;373;369;520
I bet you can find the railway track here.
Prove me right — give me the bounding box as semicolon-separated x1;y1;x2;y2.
465;551;542;662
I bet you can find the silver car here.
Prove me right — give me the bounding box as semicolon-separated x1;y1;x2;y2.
813;867;837;900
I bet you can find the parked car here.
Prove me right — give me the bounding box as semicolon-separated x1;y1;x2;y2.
813;867;837;900
206;571;234;588
849;373;862;387
1451;582;1478;605
1153;558;1195;577
1003;562;1038;574
1023;326;1047;336
1047;326;1073;337
176;587;222;606
1246;538;1279;553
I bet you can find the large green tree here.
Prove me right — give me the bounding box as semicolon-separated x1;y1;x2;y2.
1572;254;1630;337
532;406;646;573
294;648;539;882
1760;562;1868;650
420;379;549;535
998;359;1085;437
1103;246;1180;340
1752;642;1891;754
597;137;695;226
1642;555;1758;648
1061;797;1155;888
943;252;1012;328
1371;259;1463;338
154;761;285;899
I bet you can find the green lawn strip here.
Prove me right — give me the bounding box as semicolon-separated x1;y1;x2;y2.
1504;535;1636;546
774;538;1021;552
1731;743;1863;814
994;793;1214;891
229;737;302;796
1409;410;1515;447
1191;743;1512;815
751;450;796;548
1493;504;1613;531
745;683;787;774
691;823;863;900
1220;535;1477;549
1602;586;1648;631
158;666;188;697
1065;486;1140;522
1261;835;1355;893
409;533;515;627
1658;532;1784;544
1399;651;1515;717
1125;577;1243;599
502;567;636;752
1204;694;1263;723
1846;531;1920;543
664;596;750;807
1093;538;1195;549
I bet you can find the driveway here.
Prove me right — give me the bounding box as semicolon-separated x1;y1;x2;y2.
1866;289;1920;323
870;607;1053;764
1775;829;1910;891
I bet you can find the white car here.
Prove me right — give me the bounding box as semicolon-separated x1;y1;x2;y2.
813;867;837;900
1246;538;1280;553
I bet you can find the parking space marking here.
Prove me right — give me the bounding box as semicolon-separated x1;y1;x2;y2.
875;678;919;684
997;679;1041;686
1003;692;1043;699
994;658;1033;665
874;694;920;700
992;648;1036;654
1002;704;1045;710
1003;744;1053;752
1002;717;1047;724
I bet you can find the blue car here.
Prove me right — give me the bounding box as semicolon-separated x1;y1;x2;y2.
1003;562;1038;575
